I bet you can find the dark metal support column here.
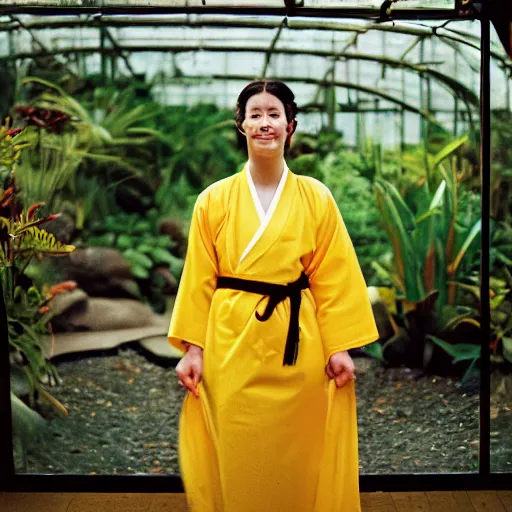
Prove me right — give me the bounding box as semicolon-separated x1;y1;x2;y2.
479;2;491;477
0;279;14;484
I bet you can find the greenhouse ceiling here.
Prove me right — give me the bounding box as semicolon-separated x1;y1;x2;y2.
0;0;510;145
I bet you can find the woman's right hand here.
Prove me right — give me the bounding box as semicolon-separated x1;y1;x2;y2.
175;344;203;398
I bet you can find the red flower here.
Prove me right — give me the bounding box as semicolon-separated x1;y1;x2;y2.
15;105;72;134
6;128;23;137
28;202;45;220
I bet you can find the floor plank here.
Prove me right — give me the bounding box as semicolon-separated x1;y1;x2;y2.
1;491;511;512
361;492;397;512
452;492;479;511
468;491;507;512
67;493;152;512
391;492;430;511
0;492;75;512
427;491;477;512
498;492;512;512
149;494;188;512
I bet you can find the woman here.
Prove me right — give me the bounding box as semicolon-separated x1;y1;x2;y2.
168;80;378;512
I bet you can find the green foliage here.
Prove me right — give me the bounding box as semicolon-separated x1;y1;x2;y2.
16;78;165;220
88;210;184;312
5;279;57;399
156;104;245;197
373;152;480;308
371;137;485;375
0;119;31;179
16;130;85;211
490;111;512;222
319;151;391;283
0;210;75;268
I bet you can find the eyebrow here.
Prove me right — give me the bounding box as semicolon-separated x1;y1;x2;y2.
248;106;280;111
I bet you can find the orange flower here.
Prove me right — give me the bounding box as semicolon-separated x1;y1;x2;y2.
49;281;78;297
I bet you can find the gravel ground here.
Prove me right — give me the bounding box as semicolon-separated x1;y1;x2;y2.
17;345;510;475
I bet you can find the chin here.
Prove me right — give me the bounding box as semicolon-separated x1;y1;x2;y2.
250;141;284;154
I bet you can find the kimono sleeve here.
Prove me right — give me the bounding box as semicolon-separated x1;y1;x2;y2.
168;192;218;352
309;188;379;362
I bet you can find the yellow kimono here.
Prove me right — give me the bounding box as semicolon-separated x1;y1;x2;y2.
168;163;378;512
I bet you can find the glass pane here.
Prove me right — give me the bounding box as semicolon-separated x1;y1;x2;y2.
308;0;454;7
489;22;512;474
1;15;502;480
0;0;456;8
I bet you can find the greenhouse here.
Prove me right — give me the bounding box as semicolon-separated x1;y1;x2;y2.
0;0;511;503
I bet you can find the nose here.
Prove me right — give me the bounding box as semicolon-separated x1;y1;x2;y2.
259;115;270;131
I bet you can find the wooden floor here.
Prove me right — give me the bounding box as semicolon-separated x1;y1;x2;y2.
1;491;511;511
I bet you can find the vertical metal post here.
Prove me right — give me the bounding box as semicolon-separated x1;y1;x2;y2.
0;278;15;487
479;4;491;477
100;27;107;85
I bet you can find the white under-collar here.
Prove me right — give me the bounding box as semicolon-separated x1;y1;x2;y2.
246;160;289;223
239;160;289;265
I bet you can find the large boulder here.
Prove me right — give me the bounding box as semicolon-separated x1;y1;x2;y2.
66;247;133;279
58;297;156;331
58;247;139;298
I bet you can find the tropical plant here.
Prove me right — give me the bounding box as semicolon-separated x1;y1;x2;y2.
319;151;391;283
0;118;31;181
156;104;245;197
87;209;184;312
1;119;76;461
14;78;165;222
370;139;483;377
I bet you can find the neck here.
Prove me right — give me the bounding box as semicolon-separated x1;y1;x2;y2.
247;153;285;186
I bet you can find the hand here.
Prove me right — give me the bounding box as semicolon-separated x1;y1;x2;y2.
175;344;203;398
326;350;355;388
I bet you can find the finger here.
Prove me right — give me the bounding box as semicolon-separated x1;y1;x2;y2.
335;372;352;389
181;374;197;396
325;364;335;379
191;369;201;398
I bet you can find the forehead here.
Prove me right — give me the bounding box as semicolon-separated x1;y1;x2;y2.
246;91;285;111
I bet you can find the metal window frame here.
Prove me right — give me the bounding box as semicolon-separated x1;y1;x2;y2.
0;0;509;494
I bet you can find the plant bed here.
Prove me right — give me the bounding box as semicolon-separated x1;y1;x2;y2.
15;348;510;475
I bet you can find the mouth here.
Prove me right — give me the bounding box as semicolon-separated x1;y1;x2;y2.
254;135;276;140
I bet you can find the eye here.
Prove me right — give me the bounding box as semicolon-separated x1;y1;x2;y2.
270;114;279;118
251;114;260;119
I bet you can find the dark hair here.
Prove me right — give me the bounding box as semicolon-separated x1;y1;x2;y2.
235;80;298;150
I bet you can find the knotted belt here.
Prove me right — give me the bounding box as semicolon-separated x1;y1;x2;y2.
216;272;310;366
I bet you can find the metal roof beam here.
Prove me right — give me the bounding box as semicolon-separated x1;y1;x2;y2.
0;43;481;106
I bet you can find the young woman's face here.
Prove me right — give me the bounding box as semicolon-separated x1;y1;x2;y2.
242;91;290;155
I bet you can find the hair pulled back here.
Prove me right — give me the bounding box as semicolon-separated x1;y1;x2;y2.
235;80;298;150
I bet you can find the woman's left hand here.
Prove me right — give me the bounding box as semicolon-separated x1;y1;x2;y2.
326;350;355;388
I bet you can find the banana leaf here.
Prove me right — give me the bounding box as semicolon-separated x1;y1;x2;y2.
427;335;480;363
374;180;424;301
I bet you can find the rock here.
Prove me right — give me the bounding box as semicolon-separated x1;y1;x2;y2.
47;288;89;318
42;315;170;358
66;247;133;280
76;277;141;299
62;298;156;331
57;248;138;297
154;267;178;294
44;212;75;244
139;335;183;360
353;358;376;376
159;218;187;257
